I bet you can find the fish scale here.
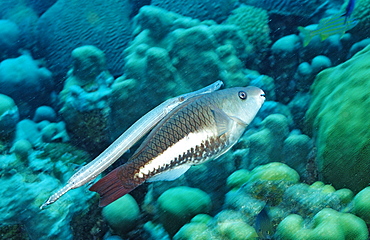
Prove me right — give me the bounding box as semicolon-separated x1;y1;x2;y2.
90;86;265;207
139;99;216;166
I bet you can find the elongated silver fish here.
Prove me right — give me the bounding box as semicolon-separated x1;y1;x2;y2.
90;86;265;206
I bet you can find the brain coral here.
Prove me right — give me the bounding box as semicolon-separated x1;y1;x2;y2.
151;0;236;23
36;0;132;76
225;5;271;51
305;44;370;193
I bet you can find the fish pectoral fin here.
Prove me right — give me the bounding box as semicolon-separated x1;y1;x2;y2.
211;107;234;136
147;165;191;182
229;116;248;127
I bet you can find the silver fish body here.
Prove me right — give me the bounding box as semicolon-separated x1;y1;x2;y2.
90;86;265;206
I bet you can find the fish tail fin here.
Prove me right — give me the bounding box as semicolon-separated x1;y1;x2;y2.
89;166;140;207
298;26;312;47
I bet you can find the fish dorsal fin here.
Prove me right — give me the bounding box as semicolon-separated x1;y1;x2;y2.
147;164;191;182
211;107;234;136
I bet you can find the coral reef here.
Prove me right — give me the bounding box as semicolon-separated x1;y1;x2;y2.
32;106;57;123
142;162;369;239
225;5;271;52
102;194;140;235
352;187;370;224
36;0;132;76
151;0;236;23
0;20;20;59
14;119;69;147
157;186;212;235
241;0;328;17
305;44;370;193
59;45;113;152
0;54;53;117
0;94;19;141
240;113;313;180
352;0;370;40
0;143;94;239
276;208;368;240
110;6;255;137
0;1;39;50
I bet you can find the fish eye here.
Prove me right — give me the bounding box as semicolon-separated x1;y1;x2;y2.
238;91;247;100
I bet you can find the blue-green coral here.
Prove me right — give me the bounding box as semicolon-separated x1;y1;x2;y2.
276;208;368;240
351;0;370;39
225;5;271;52
157;186;212;236
305;44;370;193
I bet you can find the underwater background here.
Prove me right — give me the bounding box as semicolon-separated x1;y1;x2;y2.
0;0;370;239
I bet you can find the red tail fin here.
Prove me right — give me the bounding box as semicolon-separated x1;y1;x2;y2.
89;166;140;207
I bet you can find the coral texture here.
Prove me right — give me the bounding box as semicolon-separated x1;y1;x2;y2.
306;44;370;192
225;5;271;51
0;54;53;117
36;0;132;76
151;0;236;23
110;6;253;138
352;0;370;39
241;0;328;17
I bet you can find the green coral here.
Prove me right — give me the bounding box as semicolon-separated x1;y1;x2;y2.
173;222;211;240
276;208;368;240
352;186;370;224
157;186;212;236
249;162;300;183
305;44;370;193
227;169;251;190
351;0;370;39
225;5;271;52
174;211;258;240
215;219;258;240
102;194;140;235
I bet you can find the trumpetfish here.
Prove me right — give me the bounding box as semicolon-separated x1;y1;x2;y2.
40;81;223;209
90;86;265;207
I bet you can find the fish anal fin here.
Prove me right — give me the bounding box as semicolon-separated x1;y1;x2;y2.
211;108;233;136
89;166;141;207
147;164;191;182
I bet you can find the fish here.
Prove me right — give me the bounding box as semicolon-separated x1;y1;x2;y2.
40;80;223;209
255;206;274;239
342;0;356;24
298;13;358;47
89;86;265;207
